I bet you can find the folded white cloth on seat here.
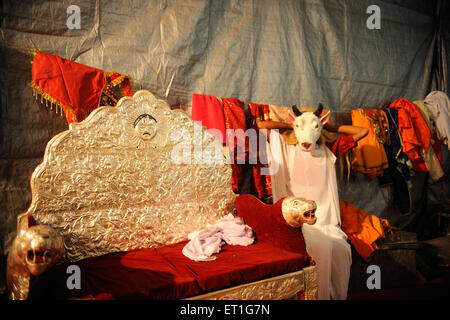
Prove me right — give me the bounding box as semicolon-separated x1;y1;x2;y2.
182;213;255;262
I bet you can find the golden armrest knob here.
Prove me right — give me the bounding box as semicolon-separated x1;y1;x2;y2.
7;225;65;299
281;196;317;228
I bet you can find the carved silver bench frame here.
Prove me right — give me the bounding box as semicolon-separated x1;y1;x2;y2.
7;90;317;300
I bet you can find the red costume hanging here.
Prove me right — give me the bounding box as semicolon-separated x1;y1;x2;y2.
247;102;273;200
221;98;249;194
191;94;227;144
389;98;431;172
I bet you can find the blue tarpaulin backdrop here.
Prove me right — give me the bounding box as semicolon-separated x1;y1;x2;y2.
1;0;449;274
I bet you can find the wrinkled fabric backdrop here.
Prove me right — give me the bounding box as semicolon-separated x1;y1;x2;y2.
1;0;449;271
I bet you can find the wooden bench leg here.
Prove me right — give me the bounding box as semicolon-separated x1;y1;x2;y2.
296;266;318;300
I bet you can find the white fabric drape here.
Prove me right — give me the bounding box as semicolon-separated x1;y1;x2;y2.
267;129;294;202
268;130;351;300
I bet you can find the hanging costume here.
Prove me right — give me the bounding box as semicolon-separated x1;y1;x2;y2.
191;95;249;193
379;108;413;215
350;109;389;178
247;103;273;200
222;98;251;194
268;126;355;300
413;100;444;181
389;98;431;172
191;94;227;145
424;91;450;149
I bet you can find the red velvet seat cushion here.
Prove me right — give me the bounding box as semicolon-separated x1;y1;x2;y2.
30;240;307;300
158;240;307;294
30;244;198;300
30;195;309;299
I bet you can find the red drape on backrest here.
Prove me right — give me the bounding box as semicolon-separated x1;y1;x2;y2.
31;51;106;124
31;51;134;124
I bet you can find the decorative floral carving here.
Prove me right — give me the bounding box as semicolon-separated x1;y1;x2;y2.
185;268;318;300
22;90;236;262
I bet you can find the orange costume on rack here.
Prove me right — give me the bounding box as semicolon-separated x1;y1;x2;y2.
339;199;394;260
351;109;389;178
389;98;431;172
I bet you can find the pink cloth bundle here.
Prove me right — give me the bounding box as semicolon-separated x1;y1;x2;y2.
182;214;255;262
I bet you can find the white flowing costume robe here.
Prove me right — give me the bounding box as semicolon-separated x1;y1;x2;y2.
268;130;352;300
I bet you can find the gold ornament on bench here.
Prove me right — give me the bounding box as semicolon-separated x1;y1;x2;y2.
8;89;318;300
282;196;318;227
7;225;64;300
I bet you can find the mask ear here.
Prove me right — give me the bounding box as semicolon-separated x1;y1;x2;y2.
319;111;330;126
288;111;296;123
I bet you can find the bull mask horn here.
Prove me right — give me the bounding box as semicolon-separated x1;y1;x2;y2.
314;103;324;117
292;104;302;117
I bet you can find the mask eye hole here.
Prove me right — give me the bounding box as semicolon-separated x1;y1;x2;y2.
27;250;34;261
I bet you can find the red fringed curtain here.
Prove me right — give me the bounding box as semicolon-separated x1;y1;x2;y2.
31;51;134;124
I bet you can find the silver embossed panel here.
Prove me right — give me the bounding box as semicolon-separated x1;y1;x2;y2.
26;90;236;262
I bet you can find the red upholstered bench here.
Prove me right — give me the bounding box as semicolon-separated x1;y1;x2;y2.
7;90;317;300
30;240;308;299
29;194;312;299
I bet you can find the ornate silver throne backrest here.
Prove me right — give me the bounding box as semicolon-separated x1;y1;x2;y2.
24;90;236;262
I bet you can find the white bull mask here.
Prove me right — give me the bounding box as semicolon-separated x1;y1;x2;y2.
288;103;330;152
